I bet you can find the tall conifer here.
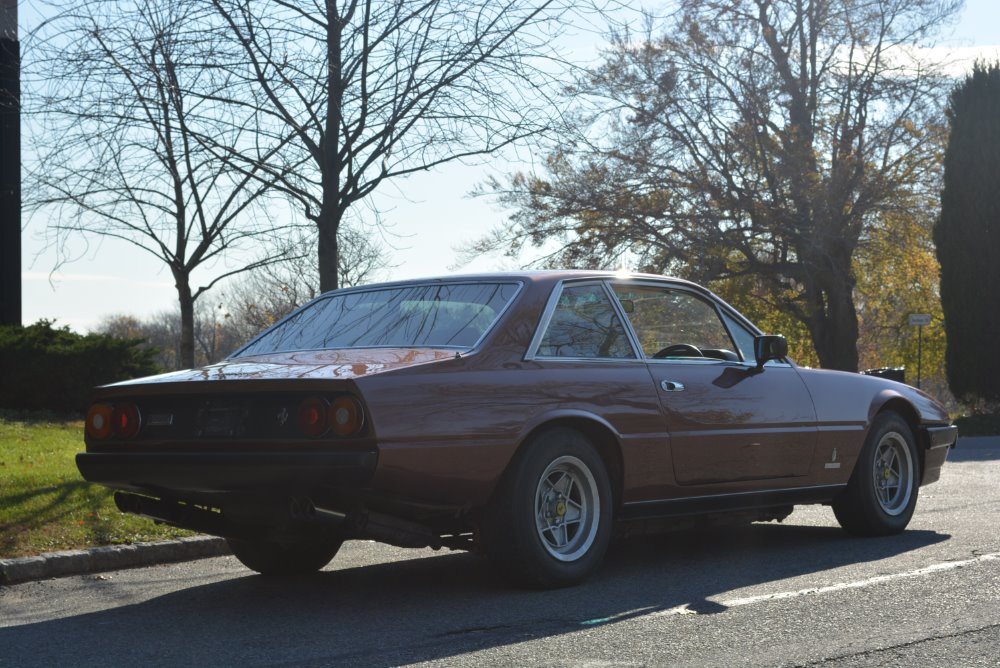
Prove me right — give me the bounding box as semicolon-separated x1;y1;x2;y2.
935;63;1000;402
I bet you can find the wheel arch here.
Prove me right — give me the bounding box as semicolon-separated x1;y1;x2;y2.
500;412;625;515
869;395;923;477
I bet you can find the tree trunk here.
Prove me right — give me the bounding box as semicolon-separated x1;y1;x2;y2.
801;263;860;372
176;276;195;370
317;0;343;295
317;214;340;293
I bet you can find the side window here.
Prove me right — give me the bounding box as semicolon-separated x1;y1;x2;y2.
536;284;635;359
721;311;756;364
612;284;739;361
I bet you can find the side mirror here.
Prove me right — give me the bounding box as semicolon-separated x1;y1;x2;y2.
754;335;788;369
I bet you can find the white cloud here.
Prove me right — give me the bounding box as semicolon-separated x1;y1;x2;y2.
882;43;1000;78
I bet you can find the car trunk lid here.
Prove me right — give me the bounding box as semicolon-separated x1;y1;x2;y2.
107;348;458;387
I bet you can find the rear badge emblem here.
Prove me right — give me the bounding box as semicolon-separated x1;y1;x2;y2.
276;407;289;426
147;413;174;427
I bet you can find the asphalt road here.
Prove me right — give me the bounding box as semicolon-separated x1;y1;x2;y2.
2;438;998;667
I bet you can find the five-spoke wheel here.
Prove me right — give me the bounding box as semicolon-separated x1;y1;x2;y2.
833;412;920;536
484;428;613;588
871;430;914;516
534;455;602;562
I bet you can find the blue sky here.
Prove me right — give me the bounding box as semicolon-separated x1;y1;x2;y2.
19;0;1000;332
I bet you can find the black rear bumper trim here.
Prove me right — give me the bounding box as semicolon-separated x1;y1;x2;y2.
76;450;377;495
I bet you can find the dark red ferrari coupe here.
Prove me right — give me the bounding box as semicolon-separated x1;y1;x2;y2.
77;271;957;587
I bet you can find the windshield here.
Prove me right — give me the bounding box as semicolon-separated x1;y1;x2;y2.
234;282;520;356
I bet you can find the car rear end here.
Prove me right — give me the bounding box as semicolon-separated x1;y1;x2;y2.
76;378;383;541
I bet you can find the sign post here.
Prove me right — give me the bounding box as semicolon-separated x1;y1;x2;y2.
908;314;932;389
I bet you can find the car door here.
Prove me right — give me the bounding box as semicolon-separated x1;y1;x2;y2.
610;282;818;486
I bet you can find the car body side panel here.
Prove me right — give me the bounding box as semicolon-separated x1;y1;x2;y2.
794;368;953;487
360;359;671;507
793;369;880;484
644;362;818;485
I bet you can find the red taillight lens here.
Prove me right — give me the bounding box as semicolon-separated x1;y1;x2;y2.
297;397;329;438
112;403;142;439
296;395;365;438
329;395;364;437
85;403;114;440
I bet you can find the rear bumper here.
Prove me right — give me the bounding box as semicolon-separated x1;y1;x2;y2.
76;450;378;496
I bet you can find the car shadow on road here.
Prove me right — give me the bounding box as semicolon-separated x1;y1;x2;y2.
0;520;950;666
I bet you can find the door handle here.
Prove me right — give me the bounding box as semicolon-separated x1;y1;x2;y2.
660;380;685;392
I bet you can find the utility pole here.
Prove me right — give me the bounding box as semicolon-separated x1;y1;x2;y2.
0;0;20;326
909;313;932;389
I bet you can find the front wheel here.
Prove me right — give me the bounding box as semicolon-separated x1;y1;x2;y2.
833;412;920;536
226;537;342;575
484;428;613;588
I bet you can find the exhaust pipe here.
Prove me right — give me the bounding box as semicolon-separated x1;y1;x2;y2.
114;492;255;539
348;506;443;550
116;492;443;549
294;498;442;550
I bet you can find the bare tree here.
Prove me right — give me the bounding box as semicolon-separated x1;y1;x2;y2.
97;312;179;370
209;0;570;292
224;221;392;342
24;0;296;368
473;0;958;371
99;301;247;369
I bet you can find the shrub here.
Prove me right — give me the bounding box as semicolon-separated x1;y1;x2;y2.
0;320;160;414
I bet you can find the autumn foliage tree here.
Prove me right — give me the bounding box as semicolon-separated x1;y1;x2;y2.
707;206;948;387
934;62;1000;404
474;0;958;371
854;210;946;393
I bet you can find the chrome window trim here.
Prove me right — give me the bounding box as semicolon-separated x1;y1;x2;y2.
524;279;642;362
606;277;793;367
606;278;744;362
603;280;646;357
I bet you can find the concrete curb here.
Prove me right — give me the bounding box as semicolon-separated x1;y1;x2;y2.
0;536;230;586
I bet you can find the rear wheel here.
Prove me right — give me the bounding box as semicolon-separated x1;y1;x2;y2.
484;428;613;588
833;412;919;536
226;537;342;575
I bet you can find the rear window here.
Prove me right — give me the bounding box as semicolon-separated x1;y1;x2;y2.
235;282;520;356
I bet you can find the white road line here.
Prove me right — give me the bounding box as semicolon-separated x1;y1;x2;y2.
644;552;1000;618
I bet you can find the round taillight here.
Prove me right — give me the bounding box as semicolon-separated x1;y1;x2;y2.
297;397;329;438
329;395;364;437
113;403;142;440
85;403;114;440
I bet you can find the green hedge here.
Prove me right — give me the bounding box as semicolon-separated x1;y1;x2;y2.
0;320;160;414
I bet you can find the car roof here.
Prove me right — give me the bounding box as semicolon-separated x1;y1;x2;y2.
323;270;702;294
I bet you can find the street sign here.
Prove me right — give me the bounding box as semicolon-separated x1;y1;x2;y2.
908;313;932;389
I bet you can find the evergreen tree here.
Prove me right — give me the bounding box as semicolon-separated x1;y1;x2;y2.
935;63;1000;403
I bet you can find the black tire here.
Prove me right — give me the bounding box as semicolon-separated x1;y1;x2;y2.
483;428;613;588
226;537;342;575
833;412;920;536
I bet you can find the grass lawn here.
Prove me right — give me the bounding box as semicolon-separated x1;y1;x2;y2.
0;416;193;559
